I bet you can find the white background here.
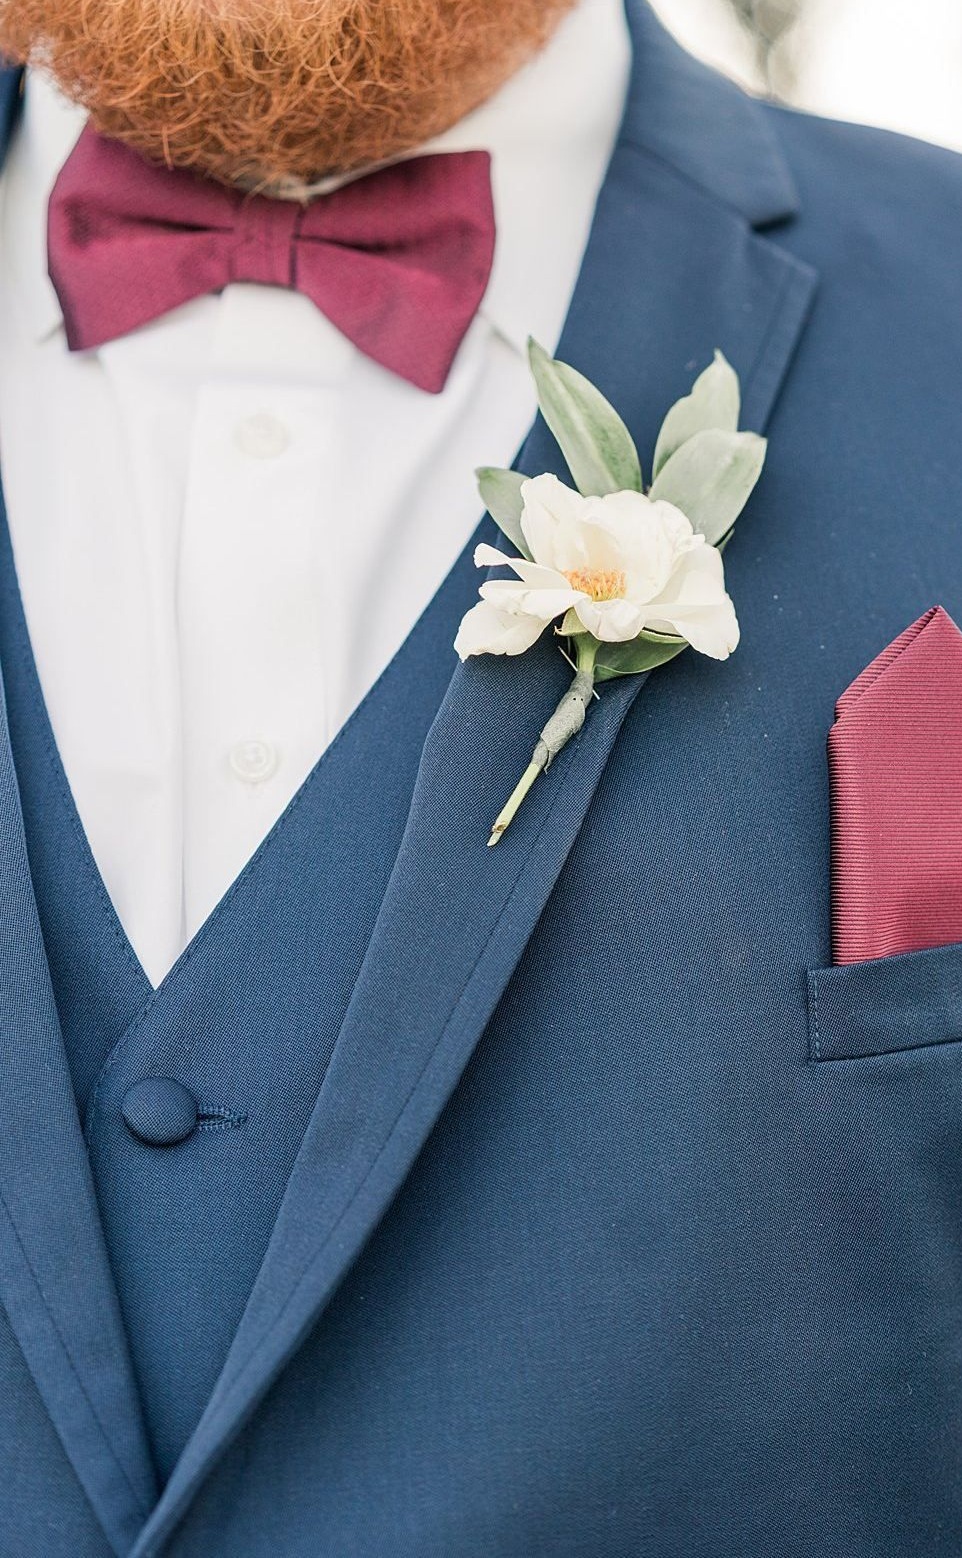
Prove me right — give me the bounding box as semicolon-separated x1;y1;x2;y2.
654;0;962;152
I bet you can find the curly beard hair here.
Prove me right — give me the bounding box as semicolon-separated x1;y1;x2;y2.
0;0;577;189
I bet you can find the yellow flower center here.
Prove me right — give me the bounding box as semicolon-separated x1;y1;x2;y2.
564;567;627;603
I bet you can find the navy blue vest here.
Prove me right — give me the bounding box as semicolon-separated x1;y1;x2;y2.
0;499;485;1479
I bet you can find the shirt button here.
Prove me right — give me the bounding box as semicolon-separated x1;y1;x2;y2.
229;739;278;784
233;412;291;460
122;1078;198;1147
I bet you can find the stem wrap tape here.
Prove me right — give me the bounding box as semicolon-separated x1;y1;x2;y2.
533;667;594;771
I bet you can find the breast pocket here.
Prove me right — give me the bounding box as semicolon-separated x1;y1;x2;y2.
808;941;962;1061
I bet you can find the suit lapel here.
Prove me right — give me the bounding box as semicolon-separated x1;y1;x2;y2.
133;7;818;1551
0;620;158;1552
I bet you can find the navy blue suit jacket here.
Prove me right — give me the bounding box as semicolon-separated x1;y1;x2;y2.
1;4;962;1553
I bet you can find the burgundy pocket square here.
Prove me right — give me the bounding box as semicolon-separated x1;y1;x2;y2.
829;606;962;965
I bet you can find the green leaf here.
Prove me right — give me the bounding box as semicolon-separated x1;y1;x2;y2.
648;429;767;545
528;338;643;498
652;350;741;480
476;467;532;558
594;631;689;683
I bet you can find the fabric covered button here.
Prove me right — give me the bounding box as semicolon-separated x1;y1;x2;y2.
122;1078;199;1146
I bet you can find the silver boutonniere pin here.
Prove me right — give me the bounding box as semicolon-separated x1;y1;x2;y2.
455;341;767;845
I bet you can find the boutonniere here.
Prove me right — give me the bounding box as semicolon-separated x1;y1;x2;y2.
455;341;767;845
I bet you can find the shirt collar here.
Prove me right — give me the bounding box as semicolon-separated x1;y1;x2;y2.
1;0;631;353
424;0;632;357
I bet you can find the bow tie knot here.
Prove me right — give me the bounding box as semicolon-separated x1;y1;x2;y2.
47;129;497;393
227;197;301;290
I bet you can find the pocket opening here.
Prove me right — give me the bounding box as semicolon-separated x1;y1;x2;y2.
807;941;962;1062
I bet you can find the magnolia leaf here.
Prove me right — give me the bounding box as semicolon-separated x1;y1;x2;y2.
652;350;741;480
649;429;767;546
528;338;643;498
476;467;532;558
594;631;689;683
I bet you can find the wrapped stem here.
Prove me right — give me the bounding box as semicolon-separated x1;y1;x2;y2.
488;647;597;847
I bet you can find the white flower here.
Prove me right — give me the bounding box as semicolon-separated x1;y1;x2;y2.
455;473;740;663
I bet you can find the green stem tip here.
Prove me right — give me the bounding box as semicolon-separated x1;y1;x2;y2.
487;761;544;847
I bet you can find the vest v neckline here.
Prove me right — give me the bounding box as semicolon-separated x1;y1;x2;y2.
0;486;492;1110
1;504;495;977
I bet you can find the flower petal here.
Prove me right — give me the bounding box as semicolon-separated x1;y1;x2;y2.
479;578;583;621
574;595;648;642
518;473;587;571
644;545;740;660
475;543;579;598
473;541;524;571
454;599;551;660
592;495;698;600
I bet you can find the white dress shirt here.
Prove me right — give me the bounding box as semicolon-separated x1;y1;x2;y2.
0;0;630;987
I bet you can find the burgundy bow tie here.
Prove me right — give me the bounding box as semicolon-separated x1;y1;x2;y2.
46;128;496;393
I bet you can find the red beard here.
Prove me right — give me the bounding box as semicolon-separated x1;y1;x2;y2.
0;0;576;189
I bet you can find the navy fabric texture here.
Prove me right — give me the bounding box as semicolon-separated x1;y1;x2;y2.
1;4;962;1552
0;467;489;1482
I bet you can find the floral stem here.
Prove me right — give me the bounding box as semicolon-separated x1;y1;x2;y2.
486;761;544;847
488;641;598;847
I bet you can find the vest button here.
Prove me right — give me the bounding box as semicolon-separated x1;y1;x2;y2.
122;1078;199;1147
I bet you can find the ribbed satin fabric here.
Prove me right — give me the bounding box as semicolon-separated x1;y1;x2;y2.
46;128;496;393
829;605;962;964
